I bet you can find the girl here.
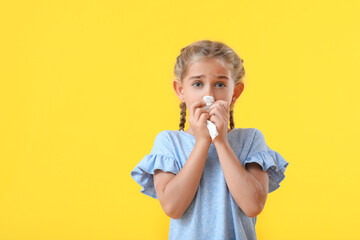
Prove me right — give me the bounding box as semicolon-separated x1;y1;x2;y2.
131;40;289;240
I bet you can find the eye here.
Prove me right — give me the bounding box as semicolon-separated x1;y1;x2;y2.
193;82;203;87
216;82;226;88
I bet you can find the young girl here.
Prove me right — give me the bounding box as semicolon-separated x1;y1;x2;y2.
131;40;289;240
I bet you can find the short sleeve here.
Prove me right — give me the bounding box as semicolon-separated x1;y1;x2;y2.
243;128;289;193
130;131;181;199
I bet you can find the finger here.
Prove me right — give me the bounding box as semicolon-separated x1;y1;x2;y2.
194;107;208;122
189;100;207;117
211;108;229;122
209;105;225;117
209;104;227;119
211;100;229;114
210;111;226;124
208;101;225;111
210;114;225;126
199;112;210;125
208;107;220;119
216;100;229;107
221;101;229;113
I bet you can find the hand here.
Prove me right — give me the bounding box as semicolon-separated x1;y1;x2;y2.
208;100;230;144
188;100;211;144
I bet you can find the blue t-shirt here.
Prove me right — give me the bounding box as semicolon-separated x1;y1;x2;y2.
131;128;289;240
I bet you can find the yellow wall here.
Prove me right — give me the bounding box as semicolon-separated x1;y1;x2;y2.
1;0;359;239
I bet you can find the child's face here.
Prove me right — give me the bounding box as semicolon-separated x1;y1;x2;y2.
174;57;244;110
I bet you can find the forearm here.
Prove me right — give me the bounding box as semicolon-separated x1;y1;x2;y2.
162;140;210;218
215;141;266;217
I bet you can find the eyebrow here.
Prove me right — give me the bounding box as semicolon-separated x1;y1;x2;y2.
188;75;229;80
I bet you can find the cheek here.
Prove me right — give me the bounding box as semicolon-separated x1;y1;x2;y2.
183;95;197;107
214;92;232;103
185;95;196;102
185;92;201;102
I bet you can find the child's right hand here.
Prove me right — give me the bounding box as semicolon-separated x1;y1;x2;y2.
188;100;211;144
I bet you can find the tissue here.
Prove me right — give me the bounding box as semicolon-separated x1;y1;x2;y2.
202;96;218;140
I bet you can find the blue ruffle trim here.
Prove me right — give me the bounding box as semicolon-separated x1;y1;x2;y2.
130;153;180;199
244;149;289;193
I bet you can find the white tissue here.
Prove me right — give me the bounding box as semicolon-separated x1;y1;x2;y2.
202;96;218;140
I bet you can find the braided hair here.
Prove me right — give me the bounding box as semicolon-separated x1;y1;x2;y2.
179;102;186;131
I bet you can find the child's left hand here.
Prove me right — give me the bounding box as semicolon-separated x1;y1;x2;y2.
208;100;230;144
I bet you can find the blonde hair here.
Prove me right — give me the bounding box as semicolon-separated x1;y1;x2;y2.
174;40;245;131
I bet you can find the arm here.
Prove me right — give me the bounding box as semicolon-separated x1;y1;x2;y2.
154;139;210;219
207;100;269;218
214;140;269;218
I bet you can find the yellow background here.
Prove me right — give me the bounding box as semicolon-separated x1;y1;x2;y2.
1;0;359;239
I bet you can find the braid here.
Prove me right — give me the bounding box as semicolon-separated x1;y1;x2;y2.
179;102;187;131
229;105;235;130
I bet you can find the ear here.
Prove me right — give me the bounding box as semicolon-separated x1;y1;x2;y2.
173;79;185;102
231;82;245;104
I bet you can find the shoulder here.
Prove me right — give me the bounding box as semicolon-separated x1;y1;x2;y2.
152;130;175;148
251;128;267;146
154;130;171;141
229;127;268;155
241;127;269;156
148;130;172;155
151;130;189;155
154;130;184;142
229;127;261;142
235;127;265;140
246;127;268;150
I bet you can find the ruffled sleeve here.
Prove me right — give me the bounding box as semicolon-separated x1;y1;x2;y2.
130;131;181;199
243;128;289;193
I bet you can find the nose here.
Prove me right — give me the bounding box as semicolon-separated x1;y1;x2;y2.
204;86;214;98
